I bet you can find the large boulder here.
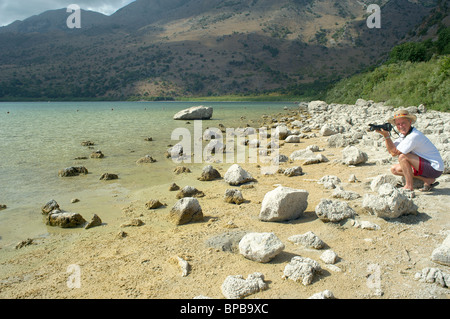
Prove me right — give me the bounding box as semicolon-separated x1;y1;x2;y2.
224;164;255;186
173;105;213;120
238;232;285;263
169;197;203;225
259;186;309;222
362;183;418;219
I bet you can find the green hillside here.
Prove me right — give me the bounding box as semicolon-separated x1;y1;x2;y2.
325;27;450;112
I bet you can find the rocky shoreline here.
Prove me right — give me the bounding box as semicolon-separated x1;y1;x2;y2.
0;99;449;299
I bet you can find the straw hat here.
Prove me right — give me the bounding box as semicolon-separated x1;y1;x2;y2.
387;109;417;125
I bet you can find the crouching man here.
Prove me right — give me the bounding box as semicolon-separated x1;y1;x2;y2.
376;110;444;192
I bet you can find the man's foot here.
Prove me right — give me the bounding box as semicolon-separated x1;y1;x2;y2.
419;182;440;192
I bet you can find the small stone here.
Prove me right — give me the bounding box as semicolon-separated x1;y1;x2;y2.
85;214;102;229
90;150;104;158
169;183;180;191
120;219;144;227
320;250;338;264
173;166;191;174
15;238;34;249
224;189;245;205
99;173;118;180
145;199;165;209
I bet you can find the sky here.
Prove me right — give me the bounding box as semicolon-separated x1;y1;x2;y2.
0;0;136;26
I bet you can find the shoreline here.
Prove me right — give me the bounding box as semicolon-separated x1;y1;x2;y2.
1;100;449;299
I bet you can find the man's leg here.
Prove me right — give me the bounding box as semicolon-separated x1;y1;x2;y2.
393;153;421;191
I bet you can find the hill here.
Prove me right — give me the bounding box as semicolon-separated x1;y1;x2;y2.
326;3;450;112
0;0;444;100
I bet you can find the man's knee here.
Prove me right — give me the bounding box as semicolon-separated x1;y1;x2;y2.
398;153;408;163
391;164;401;175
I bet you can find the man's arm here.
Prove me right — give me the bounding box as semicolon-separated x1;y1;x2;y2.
378;129;402;157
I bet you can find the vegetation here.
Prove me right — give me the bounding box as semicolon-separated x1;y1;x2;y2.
325;27;450;112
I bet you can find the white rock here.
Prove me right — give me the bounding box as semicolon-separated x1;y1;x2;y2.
239;232;285;263
224;164;255;186
370;174;401;192
173;105;213;120
431;235;450;266
285;135;301;143
353;220;381;230
288;231;325;249
282;256;322;286
315;199;356;223
259;186;309;222
308;100;328;113
320;250;338;264
362;183;418;219
415;267;449;288
342;146;368;165
318;175;341;189
273;124;290;140
308;290;336;299
320;124;337;136
221;272;268;299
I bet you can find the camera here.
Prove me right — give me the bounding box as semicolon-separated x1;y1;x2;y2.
368;123;393;132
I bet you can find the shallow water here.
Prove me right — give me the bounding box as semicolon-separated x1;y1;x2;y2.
0;101;292;245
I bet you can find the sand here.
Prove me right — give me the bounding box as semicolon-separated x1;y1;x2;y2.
0;109;449;300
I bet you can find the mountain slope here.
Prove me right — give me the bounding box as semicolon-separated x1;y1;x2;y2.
0;0;443;100
0;8;108;33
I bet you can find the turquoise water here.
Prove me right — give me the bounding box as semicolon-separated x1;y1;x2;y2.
0;101;292;245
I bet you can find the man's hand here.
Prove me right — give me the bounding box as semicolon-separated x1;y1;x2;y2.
376;128;390;139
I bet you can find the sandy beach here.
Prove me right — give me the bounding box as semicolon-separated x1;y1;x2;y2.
0;104;449;300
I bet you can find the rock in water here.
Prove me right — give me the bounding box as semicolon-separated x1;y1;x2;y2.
58;166;88;177
46;210;86;228
173;106;213;120
99;173;118;180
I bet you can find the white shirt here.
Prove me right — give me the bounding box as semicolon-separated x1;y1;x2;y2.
394;127;444;172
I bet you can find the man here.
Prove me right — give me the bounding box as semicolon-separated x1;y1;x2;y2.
377;109;444;192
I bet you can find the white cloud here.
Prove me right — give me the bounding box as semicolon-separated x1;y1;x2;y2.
0;0;135;26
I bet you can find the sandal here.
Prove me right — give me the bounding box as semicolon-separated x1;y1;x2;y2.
419;182;439;192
